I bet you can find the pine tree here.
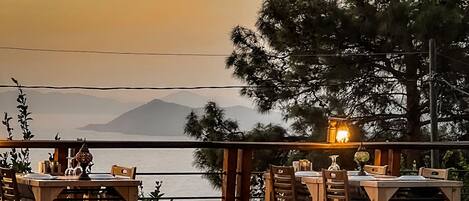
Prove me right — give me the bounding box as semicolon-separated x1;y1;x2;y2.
227;0;469;142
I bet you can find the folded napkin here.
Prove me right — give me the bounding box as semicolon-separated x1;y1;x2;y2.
373;177;398;180
23;173;57;180
347;171;370;176
89;174;116;180
295;171;321;177
397;175;426;180
349;175;376;181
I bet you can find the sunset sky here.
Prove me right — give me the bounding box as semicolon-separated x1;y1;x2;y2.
0;0;262;102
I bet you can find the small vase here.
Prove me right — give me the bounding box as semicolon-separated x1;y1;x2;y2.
75;143;93;180
357;161;366;176
328;155;340;170
78;162;90;180
354;142;370;176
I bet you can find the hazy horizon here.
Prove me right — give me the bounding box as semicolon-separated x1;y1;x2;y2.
0;0;262;103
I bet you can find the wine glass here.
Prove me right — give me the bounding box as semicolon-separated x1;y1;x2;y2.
328;155;340;170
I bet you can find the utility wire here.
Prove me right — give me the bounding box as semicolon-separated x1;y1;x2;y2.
0;46;228;57
0;84;318;91
439;78;469;96
2;77;468;96
0;46;427;57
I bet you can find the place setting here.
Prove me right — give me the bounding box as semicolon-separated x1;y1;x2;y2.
11;142;139;201
22;173;58;180
267;130;462;201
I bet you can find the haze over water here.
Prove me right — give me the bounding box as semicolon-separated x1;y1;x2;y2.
26;113;219;197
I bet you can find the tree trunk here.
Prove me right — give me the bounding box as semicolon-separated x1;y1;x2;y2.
403;52;422;141
405;80;421;141
403;54;423;168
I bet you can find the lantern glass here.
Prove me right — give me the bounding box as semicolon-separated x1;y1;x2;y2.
336;129;349;143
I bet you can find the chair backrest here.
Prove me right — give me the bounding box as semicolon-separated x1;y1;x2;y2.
111;165;137;179
363;165;388;175
322;169;349;201
419;167;448;180
0;167;20;201
270;165;296;201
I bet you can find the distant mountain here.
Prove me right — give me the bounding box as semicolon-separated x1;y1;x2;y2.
81;99;286;136
0;90;141;115
81;99;191;135
161;91;253;108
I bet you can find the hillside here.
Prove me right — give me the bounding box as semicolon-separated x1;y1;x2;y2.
81;99;285;136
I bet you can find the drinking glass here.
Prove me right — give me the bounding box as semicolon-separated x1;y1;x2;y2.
328;155;340;170
292;161;299;172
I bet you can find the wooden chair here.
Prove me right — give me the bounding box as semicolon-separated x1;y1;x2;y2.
322;169;350;201
0;167;21;201
419;167;448;180
0;168;34;201
111;165;137;179
270;165;297;201
363;165;388;175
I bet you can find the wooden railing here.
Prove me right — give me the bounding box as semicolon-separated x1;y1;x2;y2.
1;140;469;201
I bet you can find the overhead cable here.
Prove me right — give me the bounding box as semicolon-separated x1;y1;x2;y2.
0;46;427;57
0;84;319;91
0;46;228;57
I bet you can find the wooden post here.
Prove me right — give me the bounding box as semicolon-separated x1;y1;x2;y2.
429;39;440;168
237;149;252;201
374;149;388;167
375;149;401;176
53;147;67;174
388;149;401;176
236;150;243;199
222;148;237;201
264;172;271;201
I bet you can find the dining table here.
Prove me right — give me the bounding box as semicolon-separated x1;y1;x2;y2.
300;172;463;201
16;174;141;201
265;171;463;201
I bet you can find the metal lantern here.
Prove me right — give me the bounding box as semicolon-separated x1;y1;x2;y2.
327;117;350;143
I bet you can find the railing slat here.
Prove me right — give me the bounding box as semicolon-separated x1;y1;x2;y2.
388;149;401;176
222;148;237;201
238;149;252;201
53;147;68;174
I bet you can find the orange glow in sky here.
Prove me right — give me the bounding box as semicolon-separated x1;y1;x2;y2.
0;0;262;102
